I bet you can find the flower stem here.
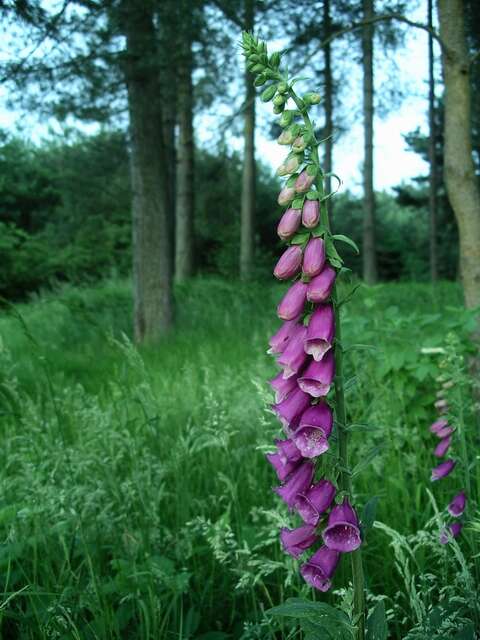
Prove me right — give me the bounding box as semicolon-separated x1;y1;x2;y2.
289;89;366;639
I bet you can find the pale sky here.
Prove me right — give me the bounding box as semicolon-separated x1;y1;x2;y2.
0;3;436;195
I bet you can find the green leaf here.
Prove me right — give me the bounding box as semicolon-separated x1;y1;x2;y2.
366;600;388;640
306;191;319;200
292;197;305;209
351;445;383;478
290;232;310;246
332;234;360;254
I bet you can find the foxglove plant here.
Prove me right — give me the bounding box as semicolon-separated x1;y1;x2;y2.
241;33;366;637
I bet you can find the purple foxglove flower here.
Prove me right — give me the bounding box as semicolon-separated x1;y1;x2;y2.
430;418;448;434
302;238;326;277
277;281;308;321
431;459;456;481
267;319;300;355
275;437;302;465
274;245;303;280
436;425;454;439
302;200;320;228
277;208;301;240
434;398;448;413
448;490;467;517
295;169;316;193
269;371;298;402
272;386;311;431
280;524;317;558
277;129;295;145
300;546;340;592
439;522;463;544
292;135;307;153
434;435;452;458
266;452;299;482
274;461;315;508
293;403;333;458
305;305;335;361
298;351;335;397
307;266;336;303
322;499;362;552
277;325;308;378
295;479;336;526
278;186;296;206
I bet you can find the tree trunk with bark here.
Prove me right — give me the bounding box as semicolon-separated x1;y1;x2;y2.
428;0;438;282
175;4;195;281
362;0;378;284
240;0;256;280
438;0;480;310
122;0;173;342
323;0;333;201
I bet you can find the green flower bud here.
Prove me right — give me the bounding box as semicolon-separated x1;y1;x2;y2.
279;110;294;127
251;63;265;74
270;52;281;68
277;81;289;94
260;84;277;102
254;74;267;86
248;54;261;63
273;94;286;107
273;103;285;114
264;68;278;80
277;129;294;145
292;135;307;153
303;92;322;105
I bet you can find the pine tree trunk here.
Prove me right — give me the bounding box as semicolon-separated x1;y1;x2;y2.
240;0;256;280
438;0;480;310
362;0;377;284
428;0;438;282
122;0;173;341
175;7;195;281
323;0;333;201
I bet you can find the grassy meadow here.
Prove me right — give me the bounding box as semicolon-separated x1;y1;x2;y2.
0;278;478;639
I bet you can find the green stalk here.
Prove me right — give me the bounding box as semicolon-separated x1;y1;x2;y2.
289;89;366;639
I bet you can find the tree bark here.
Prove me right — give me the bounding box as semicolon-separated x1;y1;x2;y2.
438;0;480;309
240;0;256;280
175;4;195;281
428;0;438;282
122;0;173;341
323;0;333;201
362;0;378;284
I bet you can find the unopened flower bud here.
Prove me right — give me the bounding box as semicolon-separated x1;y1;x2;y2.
295;169;317;194
303;92;321;105
277;208;301;239
277;186;296;207
274;245;303;280
261;85;277;102
292;135;307;153
269;51;281;68
273;104;285;114
277;81;288;94
279;110;294;128
302;200;320;228
254;74;267;86
277;129;295;145
251;63;265;74
273;94;286;107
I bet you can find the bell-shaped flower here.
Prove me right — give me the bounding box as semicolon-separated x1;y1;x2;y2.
302;238;326;277
278;186;296;206
293;403;333;458
431;458;456;481
274;461;315;508
269;371;298;402
277;325;308;378
307;266;336;303
300;546;340;592
274;245;303;280
272;386;311;432
322;498;362;552
266;452;299;482
277;208;302;240
302;200;320;228
434;435;452;458
298;351;335;397
280;524;317;558
295;479;336;526
275;437;302;465
267;319;300;355
295;169;316;193
277;281;308;321
448;490;466;517
305;305;335;361
439;522;463;544
429;418;448;434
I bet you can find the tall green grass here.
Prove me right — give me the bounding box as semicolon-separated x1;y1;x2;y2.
0;278;477;639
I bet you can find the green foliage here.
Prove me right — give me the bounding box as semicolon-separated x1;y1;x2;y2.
0;278;478;638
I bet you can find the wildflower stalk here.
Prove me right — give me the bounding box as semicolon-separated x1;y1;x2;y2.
289;86;366;640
